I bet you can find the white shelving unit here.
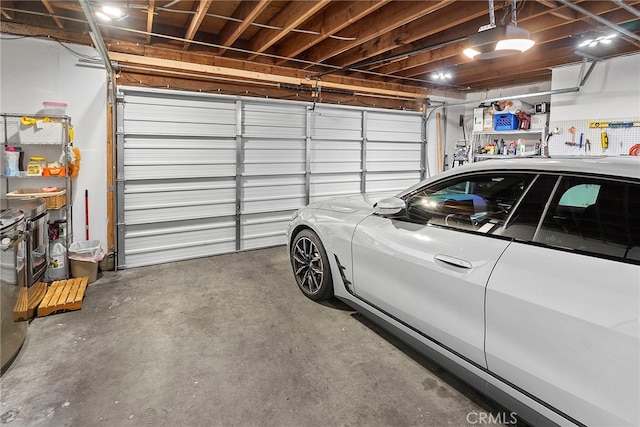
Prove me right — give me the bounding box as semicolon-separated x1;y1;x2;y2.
2;113;74;279
471;129;546;161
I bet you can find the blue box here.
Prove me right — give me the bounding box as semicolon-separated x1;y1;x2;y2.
494;113;519;131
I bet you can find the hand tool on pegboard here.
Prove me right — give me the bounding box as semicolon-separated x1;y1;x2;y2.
565;126;578;146
601;131;609;149
589;121;640;128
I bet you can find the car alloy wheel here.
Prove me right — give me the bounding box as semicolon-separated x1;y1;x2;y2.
290;229;333;300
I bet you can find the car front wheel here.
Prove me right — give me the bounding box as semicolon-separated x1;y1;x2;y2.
290;229;333;301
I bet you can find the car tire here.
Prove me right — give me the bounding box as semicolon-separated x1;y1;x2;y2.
290;229;333;301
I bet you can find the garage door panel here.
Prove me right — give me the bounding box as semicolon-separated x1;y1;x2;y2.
124;137;236;150
124;120;235;137
244;149;305;164
243;103;306;138
125;202;236;225
366;171;421;195
123;217;237;268
124;241;237;269
242;197;306;215
367;112;423;142
124;148;236;165
124;102;236;125
310;173;361;200
241;212;292;250
124;164;236;180
123;93;236;111
311;109;362;140
244;139;305;150
311;140;361;151
125;187;235;211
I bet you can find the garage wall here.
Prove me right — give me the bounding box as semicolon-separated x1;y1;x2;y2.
550;53;640;120
0;37;108;251
117;86;424;268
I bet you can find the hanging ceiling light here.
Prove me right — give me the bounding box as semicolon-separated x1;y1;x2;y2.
579;34;616;48
431;71;453;80
95;4;123;22
463;0;535;60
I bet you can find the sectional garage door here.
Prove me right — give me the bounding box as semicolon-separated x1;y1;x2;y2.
116;86;425;268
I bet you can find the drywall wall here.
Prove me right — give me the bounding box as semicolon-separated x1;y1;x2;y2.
550;53;640;120
548;53;640;156
0;36;108;252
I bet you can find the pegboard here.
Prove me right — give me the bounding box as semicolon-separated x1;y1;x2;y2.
547;117;640;157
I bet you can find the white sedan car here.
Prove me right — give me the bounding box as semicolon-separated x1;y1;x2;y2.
287;157;639;427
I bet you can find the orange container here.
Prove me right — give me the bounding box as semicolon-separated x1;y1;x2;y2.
43;166;66;176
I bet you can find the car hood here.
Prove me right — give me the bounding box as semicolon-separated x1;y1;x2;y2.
310;194;382;214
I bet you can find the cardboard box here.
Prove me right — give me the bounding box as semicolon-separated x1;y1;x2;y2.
483;108;494;131
530;113;548;130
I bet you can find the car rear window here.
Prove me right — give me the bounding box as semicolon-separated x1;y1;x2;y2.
536;177;639;262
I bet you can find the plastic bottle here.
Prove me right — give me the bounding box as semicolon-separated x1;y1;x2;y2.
48;242;67;280
3;148;20;176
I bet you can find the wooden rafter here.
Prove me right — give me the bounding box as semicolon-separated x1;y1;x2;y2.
41;0;63;28
301;1;454;66
183;0;213;51
332;0;484;68
275;0;390;62
535;0;579;20
217;0;271;55
249;0;331;57
145;0;155;45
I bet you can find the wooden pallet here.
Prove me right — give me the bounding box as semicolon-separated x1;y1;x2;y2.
37;277;89;318
13;281;48;321
13;287;28;322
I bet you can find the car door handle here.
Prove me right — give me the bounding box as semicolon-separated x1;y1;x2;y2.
434;254;472;270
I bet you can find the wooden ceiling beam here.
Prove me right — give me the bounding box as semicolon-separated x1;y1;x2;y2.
1;0;14;20
248;0;331;58
534;0;579;21
331;0;488;68
108;51;429;99
182;0;214;51
1;20;91;44
301;1;454;66
145;0;155;45
274;0;390;62
41;0;64;28
217;0;271;55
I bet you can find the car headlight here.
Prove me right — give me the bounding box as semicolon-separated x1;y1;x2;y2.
290;210;300;221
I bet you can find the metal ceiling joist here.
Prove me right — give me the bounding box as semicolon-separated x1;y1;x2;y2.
556;0;640;44
610;0;640;18
79;0;113;76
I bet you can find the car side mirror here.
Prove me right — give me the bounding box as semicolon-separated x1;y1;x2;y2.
375;197;406;217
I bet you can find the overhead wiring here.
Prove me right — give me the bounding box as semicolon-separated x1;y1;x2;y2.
0;6;432;86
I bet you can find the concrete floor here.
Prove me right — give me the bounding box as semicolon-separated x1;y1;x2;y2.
1;246;509;426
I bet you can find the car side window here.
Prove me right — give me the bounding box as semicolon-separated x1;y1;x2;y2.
535;177;639;261
402;173;533;233
500;175;559;241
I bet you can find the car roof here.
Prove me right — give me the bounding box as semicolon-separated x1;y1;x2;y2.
396;156;640;197
439;156;640;180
